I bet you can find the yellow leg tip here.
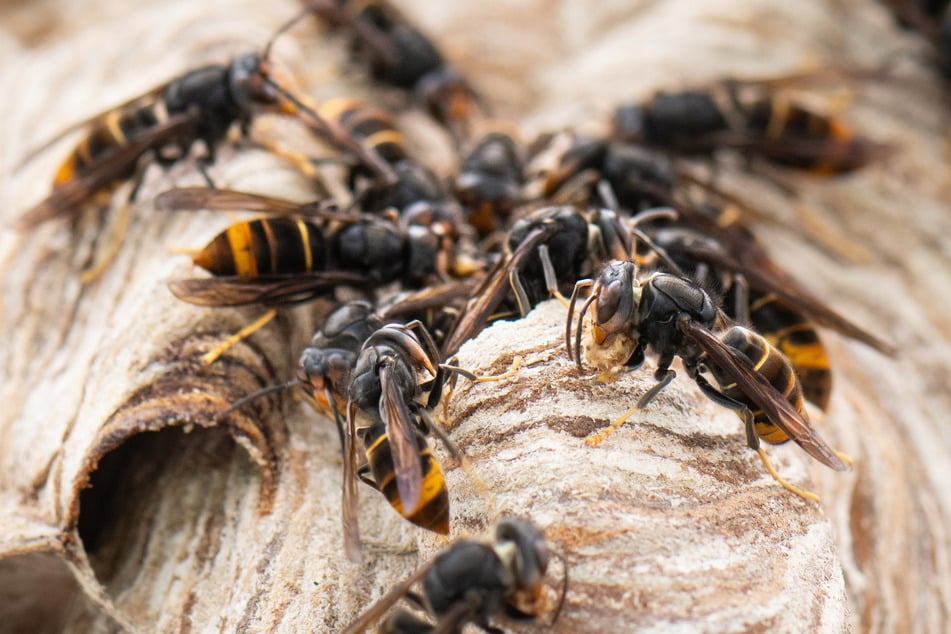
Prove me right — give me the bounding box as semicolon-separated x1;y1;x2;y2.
81;194;134;284
834;449;854;469
200;348;226;365
584;429;613;446
79;262;107;285
79;232;124;284
796;488;822;504
585;403;640;447
473;355;523;383
756;447;821;503
200;309;277;365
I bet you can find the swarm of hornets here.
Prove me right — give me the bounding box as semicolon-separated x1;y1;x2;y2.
16;1;902;631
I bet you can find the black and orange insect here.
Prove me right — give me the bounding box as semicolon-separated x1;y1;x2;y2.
454;131;525;238
157;184;471;365
16;54;289;230
343;320;466;559
568;261;851;501
737;290;833;411
316;97;412;187
306;0;484;143
541;134;676;211
15;14;353;231
634;217;895;411
538;130;781;236
156;186;466;308
19;14;402;222
548;142;885;360
343;518;566;634
299;286;473;422
441;205;678;357
14;15;396;283
611;78;888;175
215;283;474;559
162;211;370;308
313;98;488;281
316;98;465;229
318;98;432;198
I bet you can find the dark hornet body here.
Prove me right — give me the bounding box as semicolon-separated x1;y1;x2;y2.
542;137;676;213
297;301;381;416
19;54;289;228
342;321;457;561
319;99;445;213
455;132;525;238
737;289;832;411
308;0;483;141
158;179;464;308
167;212;408;307
343;518;565;634
643;223;834;411
297;286;473;439
708;327;805;446
441;205;592;357
310;0;444;89
569;261;849;500
318;98;458;223
612;82;885;175
440;203;674;358
347;324;449;533
316;98;471;284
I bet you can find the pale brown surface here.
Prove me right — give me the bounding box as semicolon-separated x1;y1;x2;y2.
1;0;950;632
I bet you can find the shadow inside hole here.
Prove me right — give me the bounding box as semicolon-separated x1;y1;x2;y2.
76;425;257;600
0;550;92;634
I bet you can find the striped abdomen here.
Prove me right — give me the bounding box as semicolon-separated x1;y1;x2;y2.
320;98;408;164
54;102;162;186
192;217;328;276
363;422;450;534
745;98;867;174
747;291;832;411
709;326;805;445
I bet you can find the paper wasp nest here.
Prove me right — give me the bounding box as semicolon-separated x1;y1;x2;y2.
1;0;950;632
